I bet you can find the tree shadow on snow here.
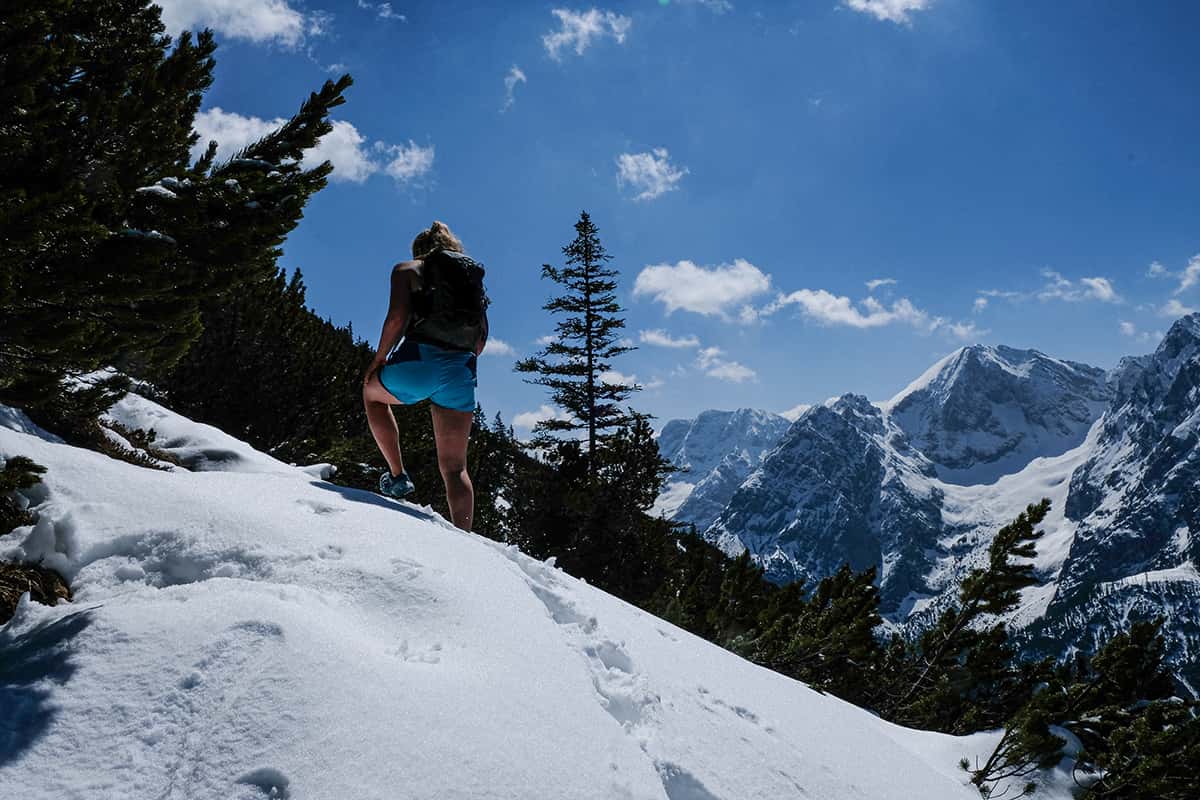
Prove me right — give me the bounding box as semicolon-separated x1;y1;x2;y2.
0;608;94;767
307;481;443;526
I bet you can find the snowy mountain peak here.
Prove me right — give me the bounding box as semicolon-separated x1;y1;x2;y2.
886;344;1109;485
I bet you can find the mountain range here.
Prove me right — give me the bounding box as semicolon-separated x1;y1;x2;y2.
657;314;1200;690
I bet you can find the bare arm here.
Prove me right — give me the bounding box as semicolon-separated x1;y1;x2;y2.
365;261;418;382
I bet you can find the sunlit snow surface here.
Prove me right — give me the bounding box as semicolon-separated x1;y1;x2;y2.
0;395;1074;799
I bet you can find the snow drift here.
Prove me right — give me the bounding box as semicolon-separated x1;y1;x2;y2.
0;393;1037;799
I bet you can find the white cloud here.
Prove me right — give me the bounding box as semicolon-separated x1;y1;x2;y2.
600;369;638;387
696;347;756;383
639;329;700;349
482;338;517;358
633;259;770;319
1175;255;1200;295
1160;298;1197;318
542;8;631;60
1037;270;1123;304
1147;261;1167;277
1080;277;1120;303
973;297;989;313
535;334;559;346
765;289;929;329
616;148;688;201
1120;320;1165;344
865;278;897;292
305;120;377;182
377;141;436;185
157;0;316;46
762;287;980;340
191;109;432;186
941;320;984;341
357;0;405;21
843;0;931;25
502;65;527;111
513;404;574;431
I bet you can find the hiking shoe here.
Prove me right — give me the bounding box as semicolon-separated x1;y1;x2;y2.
379;470;415;499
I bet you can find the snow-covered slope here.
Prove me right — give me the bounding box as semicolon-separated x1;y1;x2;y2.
654;408;790;529
0;394;1020;799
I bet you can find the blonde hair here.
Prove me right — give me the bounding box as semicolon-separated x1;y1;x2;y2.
411;220;464;259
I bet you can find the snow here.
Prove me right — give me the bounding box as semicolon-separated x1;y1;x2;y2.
0;396;1034;799
650;480;694;519
136;185;179;200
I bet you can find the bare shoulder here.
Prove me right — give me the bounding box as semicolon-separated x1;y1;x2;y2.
392;259;422;273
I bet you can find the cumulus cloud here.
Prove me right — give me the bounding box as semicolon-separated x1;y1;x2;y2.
865;278;897;292
1160;298;1197;318
1120;320;1164;344
633;259;770;319
973;297;989;313
542;8;631;60
1037;270;1123;304
502;65;527;111
616;148;688;201
191;109;432;186
305;120;378;182
696;347;755;383
157;0;318;46
764;289;929;329
600;369;638;387
482;338;517;358
639;329;700;349
513;404;574;431
1147;261;1168;277
378;141;436;185
763;287;980;340
843;0;931;24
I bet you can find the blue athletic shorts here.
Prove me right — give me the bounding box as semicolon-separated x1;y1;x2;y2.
378;338;478;413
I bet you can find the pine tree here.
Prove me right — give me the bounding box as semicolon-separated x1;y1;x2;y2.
969;619;1199;800
888;499;1051;731
515;211;636;477
0;0;351;405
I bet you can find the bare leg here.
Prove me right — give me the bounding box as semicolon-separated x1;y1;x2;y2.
363;373;405;477
431;404;474;531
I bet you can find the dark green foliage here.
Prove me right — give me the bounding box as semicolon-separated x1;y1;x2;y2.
971;619;1199;799
0;0;351;405
886;499;1051;732
751;565;887;706
515;211;636;474
1;456;47;535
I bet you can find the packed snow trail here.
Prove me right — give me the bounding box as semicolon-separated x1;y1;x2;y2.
0;394;1053;799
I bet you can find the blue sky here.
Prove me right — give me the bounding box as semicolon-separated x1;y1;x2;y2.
159;0;1200;429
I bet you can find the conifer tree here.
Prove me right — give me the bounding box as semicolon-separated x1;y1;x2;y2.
515;211;636;476
889;499;1050;731
0;0;351;405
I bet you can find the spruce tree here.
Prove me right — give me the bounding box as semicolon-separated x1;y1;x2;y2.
0;0;351;405
515;211;636;477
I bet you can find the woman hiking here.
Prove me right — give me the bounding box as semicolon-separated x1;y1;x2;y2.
362;221;489;531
